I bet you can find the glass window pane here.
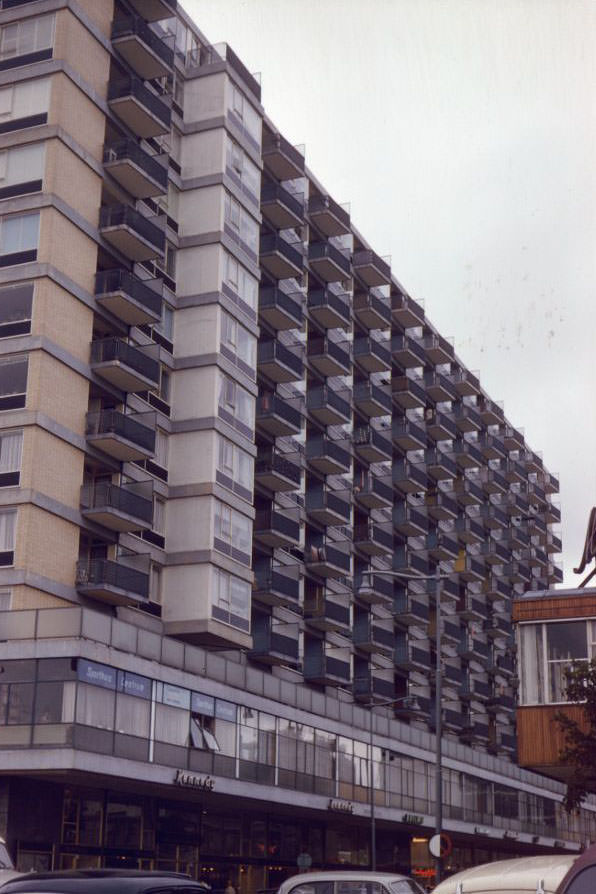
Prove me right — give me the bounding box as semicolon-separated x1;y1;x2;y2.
547;622;588;660
34;680;63;723
7;681;33;723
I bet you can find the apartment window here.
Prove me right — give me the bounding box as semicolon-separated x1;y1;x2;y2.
0;14;54;67
0;142;43;198
225;135;260;203
148;365;171;416
229;85;262;148
156;241;176;285
224;192;259;259
223;251;257;319
214;500;251;565
547;621;588;703
0;429;22;486
0;354;27;409
153;429;168;470
217;372;254;438
0;282;32;336
0;508;15;565
150;564;162;605
212;567;250;632
0;211;39;265
216;433;253;501
220;310;256;376
0;77;51;133
143;495;165;549
0;587;10;610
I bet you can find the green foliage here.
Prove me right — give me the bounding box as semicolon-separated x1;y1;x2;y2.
555;658;596;812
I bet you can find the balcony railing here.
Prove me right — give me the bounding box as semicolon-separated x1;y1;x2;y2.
353;424;392;461
76;558;149;603
259;233;303;274
95;268;162;325
259;286;303;330
86;409;156;459
305;436;351;474
100;204;165;260
104;139;168;194
90;337;160;390
111;15;174;77
258;339;304;381
80;482;153;529
256;392;302;434
254;450;301;488
108;76;171;135
307;287;351;328
308;241;351;279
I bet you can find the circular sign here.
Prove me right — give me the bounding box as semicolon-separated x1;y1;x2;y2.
428;832;452;858
297;853;312;870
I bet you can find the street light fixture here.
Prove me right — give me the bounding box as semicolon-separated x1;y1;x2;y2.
360;564;457;884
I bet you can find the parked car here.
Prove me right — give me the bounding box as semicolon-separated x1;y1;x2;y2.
0;836;22;886
276;870;424;894
0;871;211;894
431;844;596;894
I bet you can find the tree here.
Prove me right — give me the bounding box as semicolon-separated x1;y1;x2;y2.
555;658;596;812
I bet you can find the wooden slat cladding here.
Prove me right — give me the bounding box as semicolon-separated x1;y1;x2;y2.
517;705;587;772
513;594;596;622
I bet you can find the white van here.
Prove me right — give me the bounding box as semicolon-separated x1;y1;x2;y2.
431;846;595;894
276;871;424;894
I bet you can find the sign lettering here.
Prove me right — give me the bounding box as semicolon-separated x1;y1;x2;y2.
327;799;353;814
174;769;215;791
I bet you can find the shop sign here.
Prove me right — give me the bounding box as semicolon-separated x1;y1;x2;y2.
327;799;353;814
78;659;116;690
402;813;424;825
174;769;215;791
118;670;151;699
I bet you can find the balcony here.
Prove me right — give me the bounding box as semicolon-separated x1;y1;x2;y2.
426;410;458;442
95;268;162;326
391;375;426;409
458;594;486;622
306;435;351;475
307;336;351;377
393;459;427;494
353;289;391;329
394;545;428;577
308;241;351;282
477;432;507;460
76;558;149;606
425;490;458;520
104;139;167;199
307;287;351;329
452;403;482;433
259;286;303;331
503;425;525;451
457;556;486;583
86;409;155;462
354;473;393;510
354;572;393;605
304;592;351;635
426;531;459;561
392;591;429;626
424;449;457;481
254;450;301;492
454;517;484;545
305;543;351;578
303;650;351;686
108;77;171;137
392;417;426;451
483;575;510;601
90;337;159;392
424;370;457;403
250;620;299;666
253;565;299;609
481;539;510;566
307;194;350;236
100;204;165;262
392;334;426;368
306;385;350;426
112;15;174;79
353;521;392;556
353;335;391;373
253;508;300;548
352;249;391;287
394;641;431;672
80;481;153;532
260;181;304;229
543;471;559;494
452;439;483;470
353;381;392;418
258;340;303;383
449;368;480;397
418;332;454;365
392;291;425;329
260;233;303;279
457;635;490;662
126;0;177;22
353;673;395;703
478;397;504;426
305;489;350;526
353;424;392;463
393;503;427;537
353;616;395;655
452;477;483;506
262;132;305;181
256;392;302;436
484;614;511;639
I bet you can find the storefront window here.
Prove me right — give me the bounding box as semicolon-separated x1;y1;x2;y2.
105;800;144;849
75;683;114;730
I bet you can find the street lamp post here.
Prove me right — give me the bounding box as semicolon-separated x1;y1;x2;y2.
361;565;449;884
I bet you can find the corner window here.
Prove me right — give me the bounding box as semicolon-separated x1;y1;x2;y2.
214;500;251;565
220;310;256;376
0;211;39;265
0;429;22;486
0;143;44;198
225;135;260;203
223;192;259;259
216;433;253;502
217;372;254;438
223;250;257;319
212;566;250;631
0;14;54;68
0;77;50;133
0;282;33;336
228;85;262;148
0;354;27;409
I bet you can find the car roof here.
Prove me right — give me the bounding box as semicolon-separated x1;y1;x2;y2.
432;855;578;894
0;871;210;894
279;872;413;887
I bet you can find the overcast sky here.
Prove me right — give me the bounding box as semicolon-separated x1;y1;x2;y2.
185;0;596;587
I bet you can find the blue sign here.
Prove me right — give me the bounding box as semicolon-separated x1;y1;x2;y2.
118;670;151;700
78;659;116;690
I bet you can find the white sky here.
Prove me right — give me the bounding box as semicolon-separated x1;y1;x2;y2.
184;0;596;587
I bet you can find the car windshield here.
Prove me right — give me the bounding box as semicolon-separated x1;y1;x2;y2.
389;882;424;894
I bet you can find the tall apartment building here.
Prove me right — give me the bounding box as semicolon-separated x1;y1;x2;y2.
0;0;584;888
